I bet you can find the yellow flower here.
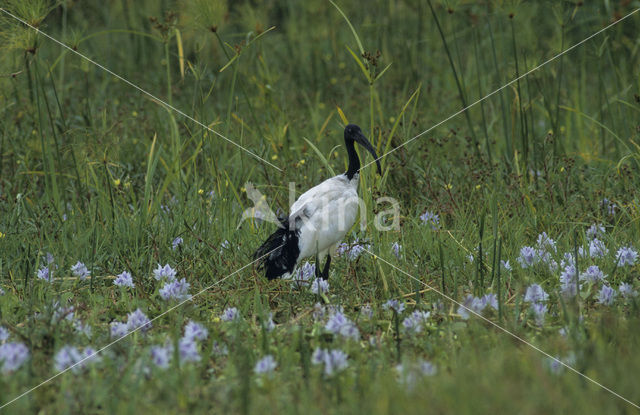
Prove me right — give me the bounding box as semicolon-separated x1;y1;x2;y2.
271;154;278;160
299;159;305;165
445;183;453;190
132;111;138;117
198;189;204;195
475;184;481;190
113;179;121;186
0;231;5;238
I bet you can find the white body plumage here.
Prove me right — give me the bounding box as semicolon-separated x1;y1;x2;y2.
292;173;360;264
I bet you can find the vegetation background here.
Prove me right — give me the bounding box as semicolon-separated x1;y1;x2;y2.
0;0;639;413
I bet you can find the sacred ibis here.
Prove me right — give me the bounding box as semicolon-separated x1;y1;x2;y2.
254;124;382;280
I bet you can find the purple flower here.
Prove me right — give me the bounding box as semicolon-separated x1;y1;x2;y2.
536;232;557;252
325;311;359;340
597;285;616;306
221;307;240;322
184;321;208;342
263;312;276;332
0;327;9;343
311;348;348;376
480;293;498;310
70;261;90;280
457;294;485;319
530;303;547;326
150;343;173;369
589;238;608;258
311;279;329;295
619;282;638;299
127;308;152;332
159;278;191;301
54;346;100;373
254;355;277;375
547;353;576;375
391;242;402;258
110;322;130;338
402;310;431;333
37;266;53;282
114;271;134;288
616;246;638;267
524;284;549;304
601;198;616;216
383;299;406;314
579;265;606;284
46;252;55;264
517;246;537;268
420;211;440;230
153;264;177;282
559;265;578;298
395;360;437;388
291;262;315;288
0;342;29;373
178;337;201;364
586;224;605;240
172;237;183;250
500;260;512;272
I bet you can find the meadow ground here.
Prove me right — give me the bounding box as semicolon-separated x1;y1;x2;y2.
1;0;640;413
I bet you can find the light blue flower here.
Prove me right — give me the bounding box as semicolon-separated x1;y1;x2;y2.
153;264;177;282
127;308;152;332
114;271;134;288
172;237;183;250
559;265;578;298
311;348;348;376
178;337;201;364
0;342;29;373
420;211;440;230
579;265;606;284
586;224;605;240
383;299;406;314
70;261;90;280
524;284;549;304
530;303;547;326
221;307;240;322
480;293;498;310
589;238;608;258
254;355;277;375
184;321;208;342
291;261;315;288
536;232;557;252
54;346;100;373
311;278;329;295
402;310;431;333
517;246;537;268
616;246;638;267
0;327;9;343
597;285;616;306
457;294;485;319
150;343;173;369
619;282;638;299
391;242;402;258
159;278;191;301
110;322;130;338
37;266;53;282
500;260;512;272
325;311;359;340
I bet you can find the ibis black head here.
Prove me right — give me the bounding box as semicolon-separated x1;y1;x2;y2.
344;124;382;176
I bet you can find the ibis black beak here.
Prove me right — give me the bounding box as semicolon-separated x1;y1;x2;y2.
355;132;382;175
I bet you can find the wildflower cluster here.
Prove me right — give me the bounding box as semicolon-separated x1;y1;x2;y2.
150;320;209;369
311;348;348;376
110;308;152;338
457;294;497;320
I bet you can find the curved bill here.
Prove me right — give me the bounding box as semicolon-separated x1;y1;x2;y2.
355;132;382;175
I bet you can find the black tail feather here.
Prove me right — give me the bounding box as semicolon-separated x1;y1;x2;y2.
254;219;300;280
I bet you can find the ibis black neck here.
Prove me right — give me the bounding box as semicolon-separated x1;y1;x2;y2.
345;139;360;180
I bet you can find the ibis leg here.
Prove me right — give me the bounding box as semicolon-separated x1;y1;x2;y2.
320;255;331;280
315;253;321;279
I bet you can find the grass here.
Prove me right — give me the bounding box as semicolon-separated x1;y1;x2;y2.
1;0;640;413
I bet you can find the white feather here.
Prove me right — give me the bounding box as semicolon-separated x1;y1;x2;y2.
290;173;360;264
